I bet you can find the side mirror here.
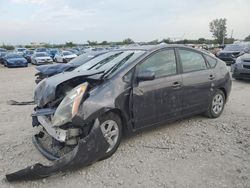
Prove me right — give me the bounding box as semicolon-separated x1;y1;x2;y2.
137;70;155;82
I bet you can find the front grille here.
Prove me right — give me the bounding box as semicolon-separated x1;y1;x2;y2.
243;65;250;69
239;73;250;78
243;59;250;62
232;52;240;57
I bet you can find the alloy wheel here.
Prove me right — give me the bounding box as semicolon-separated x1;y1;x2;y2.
212;94;224;115
100;120;119;153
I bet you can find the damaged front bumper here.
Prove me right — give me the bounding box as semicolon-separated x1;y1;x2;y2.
6;114;109;182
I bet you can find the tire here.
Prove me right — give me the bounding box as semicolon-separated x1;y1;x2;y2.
63;59;67;63
98;112;122;160
204;90;225;118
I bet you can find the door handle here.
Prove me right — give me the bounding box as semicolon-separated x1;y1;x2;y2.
209;75;215;80
172;81;182;89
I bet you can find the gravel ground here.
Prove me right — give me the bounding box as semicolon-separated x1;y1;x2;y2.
0;65;249;188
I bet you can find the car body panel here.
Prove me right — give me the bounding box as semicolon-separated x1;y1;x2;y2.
31;53;53;65
232;53;250;79
3;54;28;67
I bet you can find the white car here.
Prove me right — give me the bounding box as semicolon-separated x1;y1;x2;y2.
54;51;77;63
15;48;27;55
31;52;53;65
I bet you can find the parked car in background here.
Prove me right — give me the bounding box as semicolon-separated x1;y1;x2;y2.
15;48;27;55
31;52;53;65
35;50;108;83
48;48;59;59
7;45;232;181
216;42;250;65
3;53;28;68
0;48;7;64
23;50;34;63
67;49;81;56
54;50;77;63
231;48;250;80
35;48;48;53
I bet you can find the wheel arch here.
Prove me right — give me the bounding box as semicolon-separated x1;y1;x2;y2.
101;108;129;134
219;87;227;100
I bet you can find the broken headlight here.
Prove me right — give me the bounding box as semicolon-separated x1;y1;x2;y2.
52;83;88;127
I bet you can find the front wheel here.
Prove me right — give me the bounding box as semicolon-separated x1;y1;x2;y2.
99;112;122;160
205;90;225;118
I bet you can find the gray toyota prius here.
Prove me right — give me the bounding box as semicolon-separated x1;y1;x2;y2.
6;45;232;181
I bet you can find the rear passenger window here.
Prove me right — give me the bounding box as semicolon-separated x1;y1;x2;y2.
204;54;217;68
179;49;207;73
138;49;177;78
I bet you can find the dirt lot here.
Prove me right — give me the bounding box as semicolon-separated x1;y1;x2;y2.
0;65;249;188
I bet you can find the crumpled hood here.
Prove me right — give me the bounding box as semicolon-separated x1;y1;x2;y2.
36;64;74;76
34;70;103;107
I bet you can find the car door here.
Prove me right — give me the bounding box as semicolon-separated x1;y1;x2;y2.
176;48;213;115
132;49;183;129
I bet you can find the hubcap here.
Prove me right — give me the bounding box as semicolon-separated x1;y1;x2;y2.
100;120;119;153
212;94;224;115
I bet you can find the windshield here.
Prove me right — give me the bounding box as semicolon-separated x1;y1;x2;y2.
50;49;58;53
63;51;73;56
6;54;22;59
75;51;122;71
68;53;96;66
17;48;26;52
36;48;47;52
36;53;48;57
224;44;245;51
26;50;34;55
75;50;145;75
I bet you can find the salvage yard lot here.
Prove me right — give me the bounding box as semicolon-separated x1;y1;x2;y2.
0;65;249;188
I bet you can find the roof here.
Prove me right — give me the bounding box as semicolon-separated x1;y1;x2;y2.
117;44;203;52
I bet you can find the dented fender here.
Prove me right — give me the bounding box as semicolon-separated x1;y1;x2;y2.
5;120;109;182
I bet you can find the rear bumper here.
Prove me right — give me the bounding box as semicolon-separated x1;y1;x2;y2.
232;65;250;79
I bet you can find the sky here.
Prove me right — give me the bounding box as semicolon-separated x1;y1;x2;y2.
0;0;249;45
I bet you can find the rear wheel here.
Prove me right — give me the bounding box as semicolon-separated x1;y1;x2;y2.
99;112;122;160
205;90;225;118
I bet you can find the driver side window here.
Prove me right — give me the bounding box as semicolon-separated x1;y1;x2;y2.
137;49;177;78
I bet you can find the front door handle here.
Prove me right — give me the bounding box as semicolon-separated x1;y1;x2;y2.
172;81;182;89
209;75;215;80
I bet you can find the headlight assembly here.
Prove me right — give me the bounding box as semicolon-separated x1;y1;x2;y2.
52;83;88;127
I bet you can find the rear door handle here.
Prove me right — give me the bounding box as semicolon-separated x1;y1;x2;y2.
209;75;215;80
172;81;182;89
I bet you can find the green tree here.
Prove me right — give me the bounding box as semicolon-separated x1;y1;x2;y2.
87;40;98;46
122;38;134;45
161;38;171;44
65;41;76;47
1;43;14;50
100;41;108;45
198;38;206;44
245;35;250;41
209;18;227;45
147;39;159;45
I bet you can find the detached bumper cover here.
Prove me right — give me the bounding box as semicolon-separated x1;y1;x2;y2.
5;123;109;182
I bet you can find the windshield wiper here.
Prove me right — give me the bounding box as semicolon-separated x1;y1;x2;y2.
101;53;134;79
